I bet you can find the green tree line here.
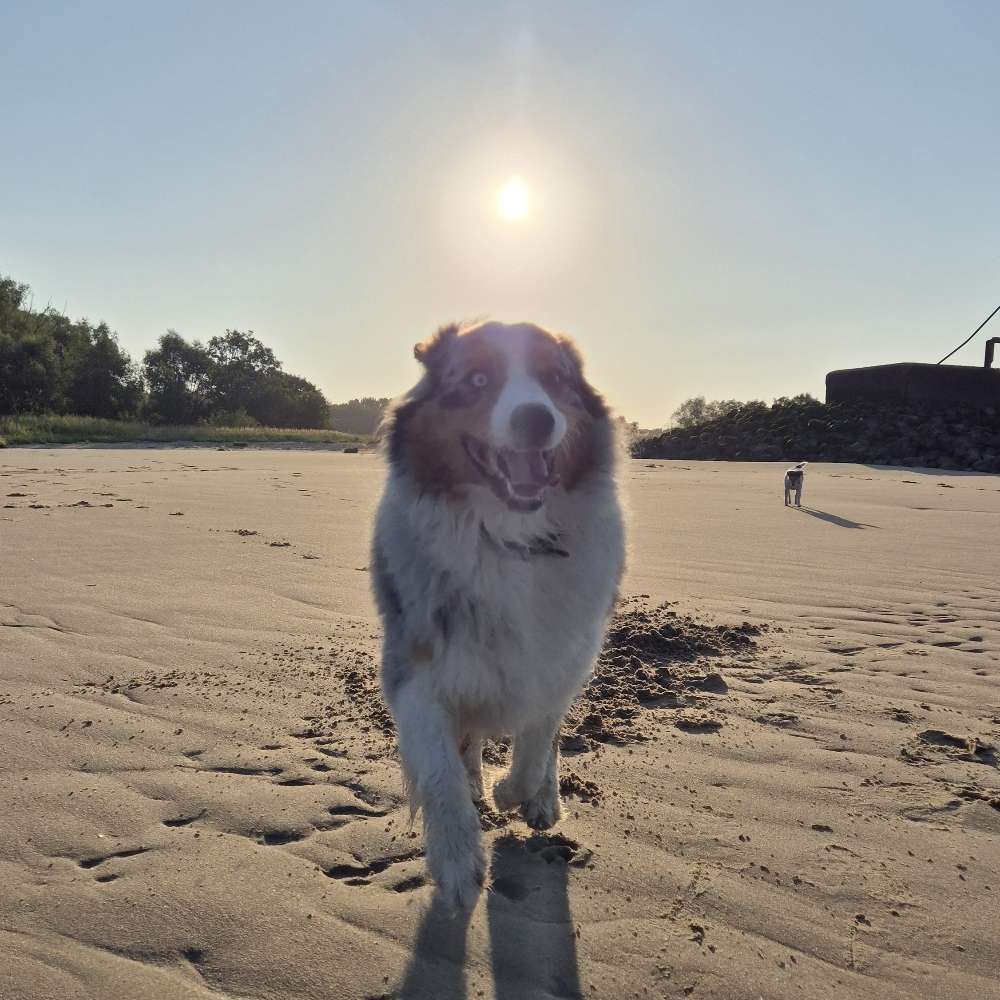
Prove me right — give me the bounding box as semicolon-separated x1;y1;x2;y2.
0;274;330;427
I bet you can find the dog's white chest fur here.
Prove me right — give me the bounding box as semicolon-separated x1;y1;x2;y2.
374;477;624;736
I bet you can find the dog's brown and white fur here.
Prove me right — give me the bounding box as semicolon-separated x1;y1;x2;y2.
371;321;625;908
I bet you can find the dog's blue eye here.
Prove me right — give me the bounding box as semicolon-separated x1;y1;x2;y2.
468;371;489;389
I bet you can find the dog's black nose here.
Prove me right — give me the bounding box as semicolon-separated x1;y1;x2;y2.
510;403;555;449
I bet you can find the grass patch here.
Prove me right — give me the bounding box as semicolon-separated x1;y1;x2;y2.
0;414;369;447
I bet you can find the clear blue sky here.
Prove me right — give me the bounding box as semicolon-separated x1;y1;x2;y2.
2;1;997;426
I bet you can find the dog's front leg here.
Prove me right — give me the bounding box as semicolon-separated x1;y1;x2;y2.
392;680;486;910
493;717;562;830
460;731;485;801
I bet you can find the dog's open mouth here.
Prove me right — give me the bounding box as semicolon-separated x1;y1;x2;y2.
463;435;560;511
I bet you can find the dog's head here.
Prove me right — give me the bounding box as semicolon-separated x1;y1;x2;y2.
385;321;612;512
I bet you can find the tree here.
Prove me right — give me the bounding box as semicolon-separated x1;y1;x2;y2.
254;372;330;428
0;332;57;414
201;330;330;427
67;323;143;418
0;278;56;413
0;277;29;330
143;331;213;424
671;396;709;428
206;329;280;415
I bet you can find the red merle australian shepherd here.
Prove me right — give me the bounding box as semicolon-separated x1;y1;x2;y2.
371;320;624;909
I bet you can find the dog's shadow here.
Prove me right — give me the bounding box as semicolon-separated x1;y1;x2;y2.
395;833;583;1000
793;506;879;529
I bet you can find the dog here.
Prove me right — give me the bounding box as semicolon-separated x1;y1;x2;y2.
371;320;625;909
784;462;807;506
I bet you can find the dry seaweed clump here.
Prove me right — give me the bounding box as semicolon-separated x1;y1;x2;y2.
560;596;766;751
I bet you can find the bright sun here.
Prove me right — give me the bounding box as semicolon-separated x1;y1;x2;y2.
496;175;530;222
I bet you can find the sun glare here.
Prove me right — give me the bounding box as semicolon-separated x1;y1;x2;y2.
497;175;530;222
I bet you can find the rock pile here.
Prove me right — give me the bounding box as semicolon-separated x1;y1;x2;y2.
634;397;1000;473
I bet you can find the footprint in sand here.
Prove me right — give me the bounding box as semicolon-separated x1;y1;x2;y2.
323;847;425;884
903;730;998;766
162;810;206;828
756;711;801;728
259;829;311;846
78;847;150;869
208;764;285;777
390;873;427;893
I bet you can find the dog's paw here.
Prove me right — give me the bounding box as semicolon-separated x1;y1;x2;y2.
521;784;562;830
492;775;523;814
432;840;487;912
426;812;487;912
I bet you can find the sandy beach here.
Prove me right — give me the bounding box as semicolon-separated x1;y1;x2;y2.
2;449;998;1000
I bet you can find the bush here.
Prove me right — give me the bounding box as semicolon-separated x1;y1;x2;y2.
204;408;259;428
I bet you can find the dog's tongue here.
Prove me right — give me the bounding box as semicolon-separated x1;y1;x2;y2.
504;449;549;494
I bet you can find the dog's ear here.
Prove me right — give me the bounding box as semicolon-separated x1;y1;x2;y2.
414;323;459;373
557;334;608;418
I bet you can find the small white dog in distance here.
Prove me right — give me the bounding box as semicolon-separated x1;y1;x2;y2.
371;321;625;909
784;462;807;507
